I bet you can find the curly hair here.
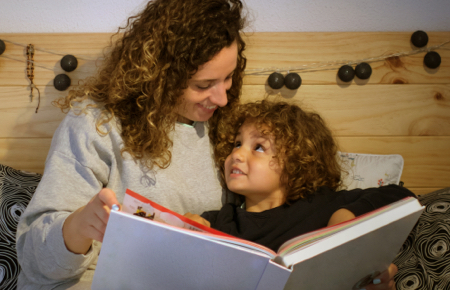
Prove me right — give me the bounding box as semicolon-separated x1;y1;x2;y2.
54;0;247;170
214;100;342;203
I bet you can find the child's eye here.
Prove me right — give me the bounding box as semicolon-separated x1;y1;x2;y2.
234;141;241;148
255;144;264;152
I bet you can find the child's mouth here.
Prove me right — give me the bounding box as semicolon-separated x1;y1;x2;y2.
231;169;244;175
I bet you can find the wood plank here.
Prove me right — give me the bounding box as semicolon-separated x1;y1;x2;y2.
0;138;52;174
0;86;66;138
242;84;450;137
243;31;450;85
410;188;444;196
0;32;449;86
0;33;112;86
1;136;448;187
337;136;450;189
1;84;449;138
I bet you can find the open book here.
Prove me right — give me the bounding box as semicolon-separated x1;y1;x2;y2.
92;189;424;290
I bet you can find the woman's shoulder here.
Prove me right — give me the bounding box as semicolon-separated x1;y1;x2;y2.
50;101;123;158
57;101;119;136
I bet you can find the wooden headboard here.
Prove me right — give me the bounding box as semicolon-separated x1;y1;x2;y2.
0;32;449;196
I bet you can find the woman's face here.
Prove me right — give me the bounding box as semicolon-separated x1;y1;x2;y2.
176;41;238;124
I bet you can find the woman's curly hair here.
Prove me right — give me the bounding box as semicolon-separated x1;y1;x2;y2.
214;100;342;203
54;0;246;170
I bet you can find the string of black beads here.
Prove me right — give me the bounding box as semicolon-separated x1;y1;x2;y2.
0;39;5;55
60;55;78;72
54;74;71;91
267;72;301;90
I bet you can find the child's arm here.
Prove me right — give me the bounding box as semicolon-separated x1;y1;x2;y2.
327;208;356;226
184;213;211;227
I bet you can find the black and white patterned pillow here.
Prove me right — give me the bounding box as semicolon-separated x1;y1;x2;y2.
0;164;41;290
394;187;450;290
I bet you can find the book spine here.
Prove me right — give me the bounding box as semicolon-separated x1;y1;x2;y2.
254;260;292;290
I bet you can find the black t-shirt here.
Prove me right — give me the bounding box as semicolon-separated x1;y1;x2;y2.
201;185;417;252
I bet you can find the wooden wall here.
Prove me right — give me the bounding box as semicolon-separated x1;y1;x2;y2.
0;32;449;195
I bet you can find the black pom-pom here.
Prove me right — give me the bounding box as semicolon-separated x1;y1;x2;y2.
60;55;78;72
0;39;5;55
424;51;441;69
355;62;372;80
54;74;71;91
284;73;301;90
338;65;355;82
411;30;428;48
268;72;284;89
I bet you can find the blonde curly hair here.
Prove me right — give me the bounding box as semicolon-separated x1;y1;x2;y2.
54;0;246;170
214;100;342;203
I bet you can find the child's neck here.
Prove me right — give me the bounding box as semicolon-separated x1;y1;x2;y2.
244;196;284;213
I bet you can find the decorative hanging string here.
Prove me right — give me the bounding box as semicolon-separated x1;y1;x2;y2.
0;54;56;71
0;54;95;74
3;39;101;61
0;39;101;76
26;44;41;113
0;37;449;78
244;39;450;76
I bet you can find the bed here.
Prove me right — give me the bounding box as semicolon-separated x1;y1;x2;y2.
0;31;449;289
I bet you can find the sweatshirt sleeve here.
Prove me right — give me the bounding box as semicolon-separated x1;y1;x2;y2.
342;184;417;217
16;111;113;284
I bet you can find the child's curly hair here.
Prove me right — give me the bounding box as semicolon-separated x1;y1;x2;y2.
54;0;246;170
214;100;342;203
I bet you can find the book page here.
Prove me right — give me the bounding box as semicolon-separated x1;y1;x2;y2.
123;189;229;236
277;196;420;256
277;197;423;266
122;189;277;257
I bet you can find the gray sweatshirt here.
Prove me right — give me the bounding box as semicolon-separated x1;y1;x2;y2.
16;107;224;289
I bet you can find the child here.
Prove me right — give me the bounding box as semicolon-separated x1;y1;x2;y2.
186;99;416;248
193;99;416;249
186;100;415;289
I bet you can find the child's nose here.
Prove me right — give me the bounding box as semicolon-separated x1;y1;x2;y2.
232;147;245;162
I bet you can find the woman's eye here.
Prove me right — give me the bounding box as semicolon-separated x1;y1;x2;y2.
197;84;210;90
255;145;264;152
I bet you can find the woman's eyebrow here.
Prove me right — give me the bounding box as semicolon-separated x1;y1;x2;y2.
192;71;234;82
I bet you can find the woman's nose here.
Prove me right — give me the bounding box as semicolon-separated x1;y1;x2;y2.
210;82;228;107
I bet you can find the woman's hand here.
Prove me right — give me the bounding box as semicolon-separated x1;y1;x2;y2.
62;188;120;254
184;212;211;227
364;263;398;290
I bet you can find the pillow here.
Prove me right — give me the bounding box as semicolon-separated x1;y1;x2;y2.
338;152;404;190
0;164;41;290
394;187;450;289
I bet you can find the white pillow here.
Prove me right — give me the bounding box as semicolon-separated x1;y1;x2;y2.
338;152;404;190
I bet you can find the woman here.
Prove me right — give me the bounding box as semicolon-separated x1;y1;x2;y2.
16;0;398;289
16;0;246;289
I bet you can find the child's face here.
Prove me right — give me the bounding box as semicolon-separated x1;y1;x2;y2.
224;121;285;207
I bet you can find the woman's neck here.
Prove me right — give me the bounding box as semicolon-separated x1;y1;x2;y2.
177;115;194;125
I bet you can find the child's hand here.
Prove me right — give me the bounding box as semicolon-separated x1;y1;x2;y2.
362;263;397;290
184;213;211;227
